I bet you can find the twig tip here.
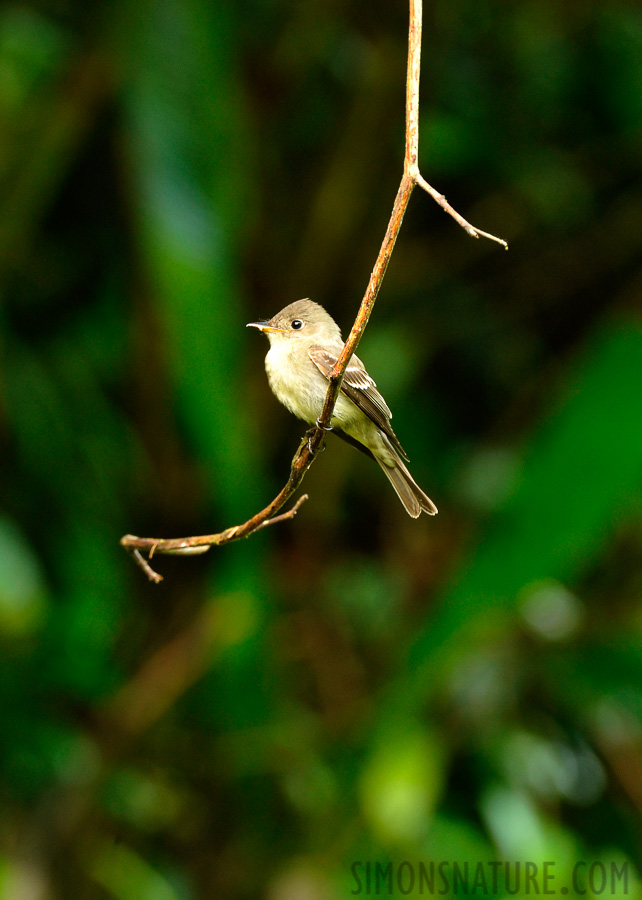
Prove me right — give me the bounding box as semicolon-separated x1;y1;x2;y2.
132;549;164;584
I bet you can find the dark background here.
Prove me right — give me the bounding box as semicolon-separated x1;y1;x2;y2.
1;0;642;897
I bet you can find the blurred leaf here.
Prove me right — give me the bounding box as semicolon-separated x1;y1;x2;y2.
89;841;181;900
359;726;445;845
480;784;578;869
0;515;47;636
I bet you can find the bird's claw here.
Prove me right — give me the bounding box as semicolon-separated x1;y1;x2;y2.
307;431;326;453
305;419;331;454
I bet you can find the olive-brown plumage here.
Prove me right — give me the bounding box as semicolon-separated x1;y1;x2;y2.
247;299;437;517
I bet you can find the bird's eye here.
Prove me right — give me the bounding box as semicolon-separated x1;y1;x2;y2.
291;319;303;330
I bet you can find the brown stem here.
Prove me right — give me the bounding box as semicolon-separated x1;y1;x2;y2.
120;0;507;582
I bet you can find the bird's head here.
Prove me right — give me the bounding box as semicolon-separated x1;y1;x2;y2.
247;299;342;346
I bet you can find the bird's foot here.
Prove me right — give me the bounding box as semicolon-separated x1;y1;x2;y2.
305;418;332;453
306;431;324;453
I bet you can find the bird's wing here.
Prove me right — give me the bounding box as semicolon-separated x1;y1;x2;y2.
308;346;409;460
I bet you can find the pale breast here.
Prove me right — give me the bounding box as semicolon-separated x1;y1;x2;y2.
265;340;362;429
265;342;322;422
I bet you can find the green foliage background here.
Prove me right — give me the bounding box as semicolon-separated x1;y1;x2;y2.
1;0;642;897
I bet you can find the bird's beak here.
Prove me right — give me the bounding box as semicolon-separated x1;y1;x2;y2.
246;320;287;333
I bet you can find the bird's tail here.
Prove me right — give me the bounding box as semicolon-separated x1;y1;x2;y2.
376;437;438;518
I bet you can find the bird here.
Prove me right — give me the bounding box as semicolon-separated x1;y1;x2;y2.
247;299;437;517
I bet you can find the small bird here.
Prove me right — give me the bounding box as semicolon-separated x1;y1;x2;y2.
247;299;437;517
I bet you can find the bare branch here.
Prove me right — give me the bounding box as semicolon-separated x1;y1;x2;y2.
255;494;309;531
120;0;507;582
415;173;508;248
121;487;311;583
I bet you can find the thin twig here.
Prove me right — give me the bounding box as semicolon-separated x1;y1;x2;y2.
415;173;508;248
255;495;309;531
120;0;507;582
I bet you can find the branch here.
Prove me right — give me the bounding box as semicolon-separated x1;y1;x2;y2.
120;0;507;582
121;491;310;583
